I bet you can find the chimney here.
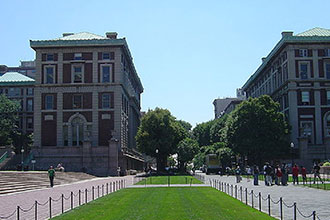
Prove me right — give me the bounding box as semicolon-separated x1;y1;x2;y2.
106;32;118;39
262;57;267;62
63;33;74;37
281;31;293;38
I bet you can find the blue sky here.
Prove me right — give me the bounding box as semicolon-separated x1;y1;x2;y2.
1;0;330;126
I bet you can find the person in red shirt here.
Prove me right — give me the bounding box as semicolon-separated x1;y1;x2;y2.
275;165;283;185
292;164;299;185
300;165;307;184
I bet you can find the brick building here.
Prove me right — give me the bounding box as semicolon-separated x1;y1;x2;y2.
30;32;144;176
242;27;330;168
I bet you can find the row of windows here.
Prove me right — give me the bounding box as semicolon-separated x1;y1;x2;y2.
16;117;33;130
297;48;330;57
44;93;112;110
43;64;112;84
0;88;33;96
44;52;114;61
299;91;330;105
298;62;330;79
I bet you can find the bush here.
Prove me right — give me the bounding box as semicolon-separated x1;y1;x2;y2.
322;162;330;166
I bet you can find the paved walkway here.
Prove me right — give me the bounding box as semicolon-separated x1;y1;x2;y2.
202;174;330;220
0;175;134;220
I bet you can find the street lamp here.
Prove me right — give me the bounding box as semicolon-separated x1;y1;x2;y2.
290;142;294;166
21;148;25;171
155;149;159;172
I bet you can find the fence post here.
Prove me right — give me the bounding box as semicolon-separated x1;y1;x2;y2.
231;185;233;196
107;183;109;194
240;186;242;201
71;192;73;210
245;188;248;205
268;194;271;216
98;185;100;198
313;211;316;220
85;189;88;204
35;201;37;220
235;185;237;198
251;190;254;208
17;206;19;220
280;197;283;220
49;197;52;219
92;186;95;200
62;194;64;213
78;190;81;205
259;192;261;211
293;202;296;220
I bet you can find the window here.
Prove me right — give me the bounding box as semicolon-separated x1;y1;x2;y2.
73;95;82;109
27;88;34;96
101;65;111;83
326;63;330;79
327;91;330;105
8;88;20;96
72;117;84;146
325;114;330;136
300;63;308;79
325;49;330;57
46;54;54;61
44;66;55;84
299;49;308;57
74;53;82;60
72;65;83;83
301;91;310;104
45;95;54;110
301;121;313;144
102;53;110;60
102;94;111;108
26;118;33;129
27;99;33;111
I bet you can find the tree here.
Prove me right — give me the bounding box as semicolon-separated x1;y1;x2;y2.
136;108;187;172
226;95;290;165
216;147;234;168
177;138;199;171
177;120;192;132
0;95;20;146
210;114;228;143
192;120;214;147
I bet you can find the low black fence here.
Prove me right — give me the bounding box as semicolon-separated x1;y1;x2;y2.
0;179;126;220
210;179;327;220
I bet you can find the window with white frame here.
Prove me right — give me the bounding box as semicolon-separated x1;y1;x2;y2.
45;95;54;110
102;93;111;108
73;94;82;109
300;121;313;143
326;63;330;79
72;65;84;83
46;54;54;61
44;65;55;84
301;91;310;104
101;64;111;83
299;49;308;57
299;63;308;79
27;88;33;96
102;52;110;60
325;49;330;57
27;99;33;111
74;53;82;60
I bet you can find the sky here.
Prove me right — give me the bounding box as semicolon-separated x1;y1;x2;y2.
1;0;330;126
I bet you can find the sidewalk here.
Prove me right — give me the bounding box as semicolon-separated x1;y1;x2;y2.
0;175;133;220
203;174;330;220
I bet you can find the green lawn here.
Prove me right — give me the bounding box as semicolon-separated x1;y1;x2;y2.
52;187;275;220
134;175;203;185
299;183;330;190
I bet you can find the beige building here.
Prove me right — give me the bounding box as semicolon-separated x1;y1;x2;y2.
30;32;144;176
242;27;330;168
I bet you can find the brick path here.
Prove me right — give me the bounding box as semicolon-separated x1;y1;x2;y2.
0;176;134;220
202;173;330;220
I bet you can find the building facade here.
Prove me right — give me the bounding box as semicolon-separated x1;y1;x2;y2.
30;32;144;176
0;72;35;135
242;27;330;168
0;60;36;78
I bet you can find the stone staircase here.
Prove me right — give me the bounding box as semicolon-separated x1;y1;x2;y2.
0;171;96;195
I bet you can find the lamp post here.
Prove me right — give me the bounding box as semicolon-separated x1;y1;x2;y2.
21;148;25;171
290;142;294;166
155;149;159;172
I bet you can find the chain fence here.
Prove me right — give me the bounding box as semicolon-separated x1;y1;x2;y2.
0;179;126;220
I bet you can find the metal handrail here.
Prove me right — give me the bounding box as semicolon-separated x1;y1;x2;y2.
0;152;8;164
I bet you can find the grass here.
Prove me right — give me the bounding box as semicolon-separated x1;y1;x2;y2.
298;183;330;190
52;187;275;220
134;175;203;185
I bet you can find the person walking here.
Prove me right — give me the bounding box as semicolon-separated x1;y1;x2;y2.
48;166;55;187
313;163;324;184
265;163;272;186
275;165;283;185
235;166;241;183
292;164;299;185
301;165;307;184
253;165;259;186
281;163;288;186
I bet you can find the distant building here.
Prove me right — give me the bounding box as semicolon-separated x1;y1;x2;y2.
0;72;35;135
242;27;330;168
30;32;144;176
213;88;245;118
0;61;36;78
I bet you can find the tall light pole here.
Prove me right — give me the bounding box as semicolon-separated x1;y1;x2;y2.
290;142;294;166
21;148;24;171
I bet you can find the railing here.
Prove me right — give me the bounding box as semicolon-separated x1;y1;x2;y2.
0;179;126;220
0;152;8;164
210;178;325;220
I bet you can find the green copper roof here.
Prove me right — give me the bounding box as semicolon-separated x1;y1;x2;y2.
242;27;330;90
0;72;35;86
56;32;108;40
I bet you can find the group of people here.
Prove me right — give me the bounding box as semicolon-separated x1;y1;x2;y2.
233;162;325;186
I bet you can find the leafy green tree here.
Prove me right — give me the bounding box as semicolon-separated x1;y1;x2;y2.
12;132;33;154
136;108;187;172
0;95;19;146
192;120;214;146
177;120;192;132
216;147;234;168
210;114;228;143
177;138;199;171
226;95;290;165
